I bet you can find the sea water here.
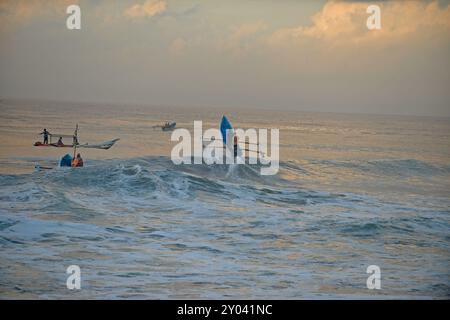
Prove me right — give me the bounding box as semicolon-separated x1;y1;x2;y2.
0;100;449;299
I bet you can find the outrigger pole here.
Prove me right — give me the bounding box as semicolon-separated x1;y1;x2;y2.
72;124;79;162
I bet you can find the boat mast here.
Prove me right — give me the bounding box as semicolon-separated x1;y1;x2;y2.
73;124;78;160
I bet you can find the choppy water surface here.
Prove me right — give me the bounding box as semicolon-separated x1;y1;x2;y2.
0;100;449;299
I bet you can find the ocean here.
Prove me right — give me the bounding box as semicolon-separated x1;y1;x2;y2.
0;100;449;299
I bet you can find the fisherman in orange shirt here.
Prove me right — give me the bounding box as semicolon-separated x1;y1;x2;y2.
71;153;84;167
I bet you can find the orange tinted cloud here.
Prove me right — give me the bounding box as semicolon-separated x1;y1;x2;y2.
124;0;166;19
268;1;450;47
0;0;78;21
0;0;78;31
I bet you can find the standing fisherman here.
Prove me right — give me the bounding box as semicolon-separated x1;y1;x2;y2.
41;128;50;144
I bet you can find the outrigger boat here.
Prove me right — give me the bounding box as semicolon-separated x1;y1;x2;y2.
34;124;119;170
161;122;176;131
151;121;177;131
34;129;119;150
202;116;265;159
161;122;177;131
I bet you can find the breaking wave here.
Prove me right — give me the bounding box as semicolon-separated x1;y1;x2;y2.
0;156;449;299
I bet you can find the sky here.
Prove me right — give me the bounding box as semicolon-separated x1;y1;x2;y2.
0;0;449;116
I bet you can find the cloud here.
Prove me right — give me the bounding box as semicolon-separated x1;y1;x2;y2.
267;1;450;48
124;0;167;19
219;21;267;57
169;37;186;56
0;0;77;28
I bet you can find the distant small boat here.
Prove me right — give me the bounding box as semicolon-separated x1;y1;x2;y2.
161;122;176;131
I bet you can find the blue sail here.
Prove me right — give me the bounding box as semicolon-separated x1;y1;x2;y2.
220;116;233;144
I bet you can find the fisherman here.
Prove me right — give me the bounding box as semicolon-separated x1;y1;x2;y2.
71;153;84;167
41;128;50;144
57;136;64;146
